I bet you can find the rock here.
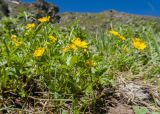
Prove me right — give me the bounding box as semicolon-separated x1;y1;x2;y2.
0;0;60;22
29;0;60;20
0;0;10;17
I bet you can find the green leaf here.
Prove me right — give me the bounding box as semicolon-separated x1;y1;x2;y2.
70;56;78;66
66;55;71;66
66;55;78;66
84;84;93;95
133;106;149;114
152;112;160;114
99;75;114;85
19;89;26;98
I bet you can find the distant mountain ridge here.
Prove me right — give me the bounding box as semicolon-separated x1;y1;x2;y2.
59;10;160;31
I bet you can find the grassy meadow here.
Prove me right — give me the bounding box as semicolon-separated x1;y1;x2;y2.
0;13;160;114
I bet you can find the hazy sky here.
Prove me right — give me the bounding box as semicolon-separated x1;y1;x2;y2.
22;0;160;16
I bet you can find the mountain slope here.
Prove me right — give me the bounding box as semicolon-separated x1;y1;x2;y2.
0;0;160;32
59;10;160;31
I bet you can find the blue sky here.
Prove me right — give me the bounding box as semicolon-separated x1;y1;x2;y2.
22;0;160;16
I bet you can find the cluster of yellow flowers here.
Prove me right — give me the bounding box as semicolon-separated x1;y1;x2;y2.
11;35;22;47
25;16;50;30
109;30;126;41
32;35;57;58
24;16;51;58
63;38;88;52
109;30;147;51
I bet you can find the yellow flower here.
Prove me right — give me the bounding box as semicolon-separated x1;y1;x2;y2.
123;46;129;53
48;35;57;43
69;44;78;50
63;38;88;53
118;35;125;41
38;16;50;23
63;44;78;53
11;35;22;47
11;35;17;42
85;60;94;68
15;41;22;47
80;41;88;48
63;47;70;53
25;23;35;30
132;38;146;50
72;38;88;48
72;38;81;45
109;30;125;41
33;47;45;57
109;30;119;36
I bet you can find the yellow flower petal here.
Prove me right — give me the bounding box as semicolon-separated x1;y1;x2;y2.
15;41;22;47
38;16;50;23
109;30;119;36
48;35;57;43
118;35;126;41
33;47;45;57
69;44;78;50
132;38;146;50
109;30;125;41
25;23;35;30
85;60;94;68
11;35;17;42
72;38;88;48
63;47;70;53
123;46;129;53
